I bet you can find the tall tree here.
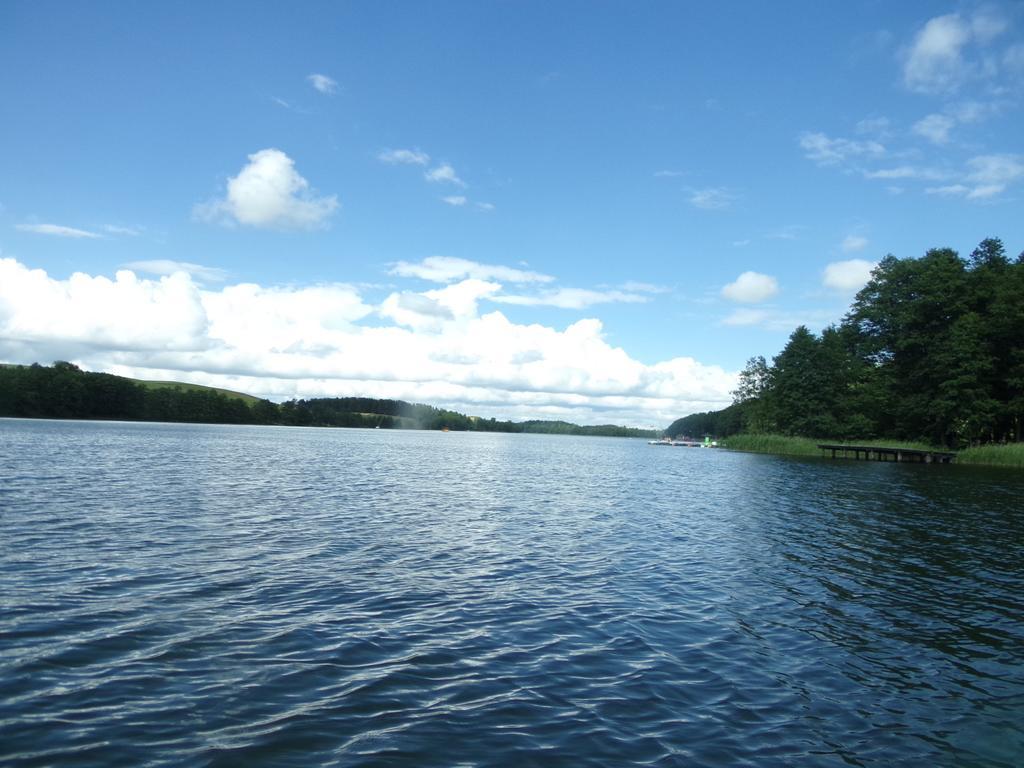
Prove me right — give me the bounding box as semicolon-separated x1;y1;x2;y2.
731;355;773;432
765;326;837;436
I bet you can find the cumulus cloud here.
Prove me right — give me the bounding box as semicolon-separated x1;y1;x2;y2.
840;235;868;253
16;223;101;239
378;148;430;166
390;256;554;285
721;271;779;303
425;164;466;187
0;258;738;427
799;132;884;166
823;259;876;293
122;260;228;283
0;259;208;351
441;195;467;206
307;73;338;94
380;279;500;330
195;149;339;230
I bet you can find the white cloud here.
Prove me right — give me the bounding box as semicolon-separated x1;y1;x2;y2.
425;164;466;187
823;259;876;293
0;258;738;427
840;235;869;253
654;170;686;178
476;202;495;212
104;225;142;236
442;195;467;206
689;188;734;210
903;12;1008;93
380;279;500;329
1006;43;1024;72
950;100;997;123
378;148;430;166
971;10;1008;44
799;132;884;166
122;260;228;283
924;154;1024;199
855;117;891;136
0;259;208;350
720;308;771;327
904;14;973;92
862;166;949;181
926;184;971;197
390;256;554;285
721;271;778;303
492;288;650;309
965;154;1024;197
721;308;837;332
913;113;956;144
16;223;101;239
307;73;338;94
765;225;805;241
620;281;669;294
195;148;339;230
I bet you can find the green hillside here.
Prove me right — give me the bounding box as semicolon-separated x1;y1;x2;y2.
135;379;262;404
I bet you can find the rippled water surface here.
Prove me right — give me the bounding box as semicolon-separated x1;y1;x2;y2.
2;419;1023;766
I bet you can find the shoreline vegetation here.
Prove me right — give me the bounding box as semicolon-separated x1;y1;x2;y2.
717;433;1024;468
0;362;658;439
666;238;1024;470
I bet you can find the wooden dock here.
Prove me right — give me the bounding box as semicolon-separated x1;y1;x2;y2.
818;444;956;464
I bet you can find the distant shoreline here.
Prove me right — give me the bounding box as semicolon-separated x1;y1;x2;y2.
0;362;659;439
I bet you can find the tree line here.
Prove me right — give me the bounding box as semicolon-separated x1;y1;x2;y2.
0;362;657;438
668;238;1024;448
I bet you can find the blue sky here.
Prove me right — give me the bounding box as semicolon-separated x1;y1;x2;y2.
2;2;1022;427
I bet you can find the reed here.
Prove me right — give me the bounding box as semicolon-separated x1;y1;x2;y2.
719;434;822;456
957;443;1024;467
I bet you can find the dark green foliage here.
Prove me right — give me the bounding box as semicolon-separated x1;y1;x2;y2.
666;401;748;439
671;238;1023;448
0;363;656;437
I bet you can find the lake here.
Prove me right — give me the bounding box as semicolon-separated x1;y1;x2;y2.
1;419;1022;766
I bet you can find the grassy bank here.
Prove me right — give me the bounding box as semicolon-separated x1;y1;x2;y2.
957;443;1024;467
718;434;823;456
718;433;1024;467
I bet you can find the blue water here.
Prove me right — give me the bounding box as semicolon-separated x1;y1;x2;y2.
1;419;1022;766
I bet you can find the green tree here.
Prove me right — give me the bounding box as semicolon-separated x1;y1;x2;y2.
765;326;838;436
731;355;773;432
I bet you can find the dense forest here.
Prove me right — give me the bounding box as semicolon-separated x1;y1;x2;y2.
669;238;1024;448
0;362;657;438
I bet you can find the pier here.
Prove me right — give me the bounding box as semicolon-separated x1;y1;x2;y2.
818;444;956;464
